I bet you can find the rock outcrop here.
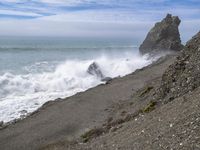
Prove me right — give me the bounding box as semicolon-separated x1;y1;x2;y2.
139;14;183;55
158;31;200;102
87;62;104;79
87;62;112;83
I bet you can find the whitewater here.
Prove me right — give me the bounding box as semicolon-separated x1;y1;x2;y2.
0;37;154;123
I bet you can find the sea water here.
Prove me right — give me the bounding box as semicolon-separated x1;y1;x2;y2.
0;36;153;123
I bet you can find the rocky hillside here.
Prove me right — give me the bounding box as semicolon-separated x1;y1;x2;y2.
39;31;200;150
139;14;184;55
158;32;200;102
46;31;200;150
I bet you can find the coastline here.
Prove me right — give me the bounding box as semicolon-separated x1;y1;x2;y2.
0;52;157;127
0;53;177;150
0;47;150;124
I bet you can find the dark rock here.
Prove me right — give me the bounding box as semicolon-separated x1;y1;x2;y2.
101;77;112;83
87;62;104;79
20;110;28;118
20;110;28;114
0;121;4;127
139;14;184;55
158;31;200;102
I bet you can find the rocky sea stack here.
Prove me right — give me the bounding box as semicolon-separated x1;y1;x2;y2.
139;14;184;55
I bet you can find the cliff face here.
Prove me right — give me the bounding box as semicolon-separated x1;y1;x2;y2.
139;14;183;55
159;32;200;102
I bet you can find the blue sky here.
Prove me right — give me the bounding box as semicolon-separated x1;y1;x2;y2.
0;0;199;42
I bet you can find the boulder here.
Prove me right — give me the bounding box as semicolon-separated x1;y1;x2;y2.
87;62;104;79
139;14;184;55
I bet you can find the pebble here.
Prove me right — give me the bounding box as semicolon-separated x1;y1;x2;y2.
100;144;104;148
141;130;145;133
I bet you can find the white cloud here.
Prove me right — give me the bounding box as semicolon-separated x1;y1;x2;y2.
0;9;42;17
39;9;137;22
37;7;200;23
0;18;153;40
0;0;20;2
0;14;198;44
0;0;170;6
0;0;198;42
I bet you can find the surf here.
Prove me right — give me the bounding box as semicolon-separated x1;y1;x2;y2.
0;51;153;123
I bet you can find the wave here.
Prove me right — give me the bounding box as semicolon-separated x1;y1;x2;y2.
0;52;153;123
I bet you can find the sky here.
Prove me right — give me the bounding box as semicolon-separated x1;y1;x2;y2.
0;0;199;42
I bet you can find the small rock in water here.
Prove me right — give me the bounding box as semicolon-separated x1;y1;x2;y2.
20;110;28;114
101;77;112;83
34;102;39;105
0;121;4;127
87;62;104;79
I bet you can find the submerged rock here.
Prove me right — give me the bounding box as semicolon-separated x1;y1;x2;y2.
158;31;200;102
101;77;112;84
0;121;4;128
101;77;112;82
139;14;183;55
87;62;104;79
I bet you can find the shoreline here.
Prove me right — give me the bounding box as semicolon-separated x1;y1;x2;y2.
0;53;158;127
0;51;153;125
0;53;177;150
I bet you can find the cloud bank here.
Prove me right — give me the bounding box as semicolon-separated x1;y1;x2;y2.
0;0;199;43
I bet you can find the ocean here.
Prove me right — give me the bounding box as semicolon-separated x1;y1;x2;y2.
0;37;153;123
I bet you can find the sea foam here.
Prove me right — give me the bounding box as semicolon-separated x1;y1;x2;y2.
0;52;152;123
